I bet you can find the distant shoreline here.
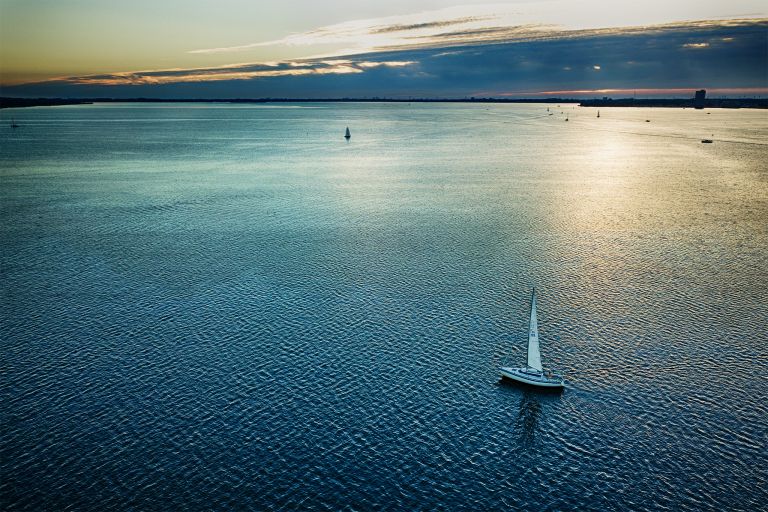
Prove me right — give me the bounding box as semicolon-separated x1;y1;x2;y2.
0;98;94;109
2;96;766;109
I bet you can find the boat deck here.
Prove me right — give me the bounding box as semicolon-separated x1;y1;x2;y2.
500;367;564;388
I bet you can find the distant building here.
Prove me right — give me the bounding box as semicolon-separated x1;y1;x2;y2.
694;89;706;109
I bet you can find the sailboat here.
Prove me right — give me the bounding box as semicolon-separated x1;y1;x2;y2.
344;127;351;139
10;118;19;128
597;110;600;118
500;289;565;388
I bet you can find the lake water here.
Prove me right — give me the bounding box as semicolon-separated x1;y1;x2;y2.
1;103;767;511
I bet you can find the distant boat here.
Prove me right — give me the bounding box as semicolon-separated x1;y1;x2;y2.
597;110;600;118
645;119;650;123
344;127;351;139
10;118;19;128
565;114;569;122
500;289;565;389
701;139;713;143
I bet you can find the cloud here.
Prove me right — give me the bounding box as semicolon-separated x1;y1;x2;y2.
682;42;711;48
356;61;414;68
52;59;417;86
187;11;501;55
370;16;493;34
188;3;766;57
432;50;471;58
4;18;766;99
382;18;766;52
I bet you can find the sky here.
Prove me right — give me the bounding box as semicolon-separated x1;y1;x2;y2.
1;0;766;98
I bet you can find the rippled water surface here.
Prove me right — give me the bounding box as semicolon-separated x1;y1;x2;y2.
1;103;767;511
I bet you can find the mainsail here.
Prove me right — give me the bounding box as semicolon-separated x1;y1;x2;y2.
527;289;543;371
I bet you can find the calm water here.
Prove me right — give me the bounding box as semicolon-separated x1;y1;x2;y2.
1;103;767;511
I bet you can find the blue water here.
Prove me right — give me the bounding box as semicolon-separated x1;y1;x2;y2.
1;103;767;511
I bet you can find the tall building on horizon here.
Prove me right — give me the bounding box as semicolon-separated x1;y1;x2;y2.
694;89;706;109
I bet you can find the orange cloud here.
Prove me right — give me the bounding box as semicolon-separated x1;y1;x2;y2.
54;60;417;86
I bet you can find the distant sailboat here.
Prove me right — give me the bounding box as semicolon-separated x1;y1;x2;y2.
565;114;569;122
344;127;351;139
500;289;565;389
597;110;600;118
10;118;19;128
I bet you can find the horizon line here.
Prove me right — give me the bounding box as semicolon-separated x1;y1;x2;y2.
3;95;768;106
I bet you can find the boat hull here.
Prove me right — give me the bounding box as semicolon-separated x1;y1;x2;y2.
500;367;564;389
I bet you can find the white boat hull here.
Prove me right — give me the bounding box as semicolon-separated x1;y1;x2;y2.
500;367;564;389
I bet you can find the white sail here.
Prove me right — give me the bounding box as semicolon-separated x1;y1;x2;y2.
527;289;543;371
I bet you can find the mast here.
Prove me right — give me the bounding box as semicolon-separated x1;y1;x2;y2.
527;289;543;371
